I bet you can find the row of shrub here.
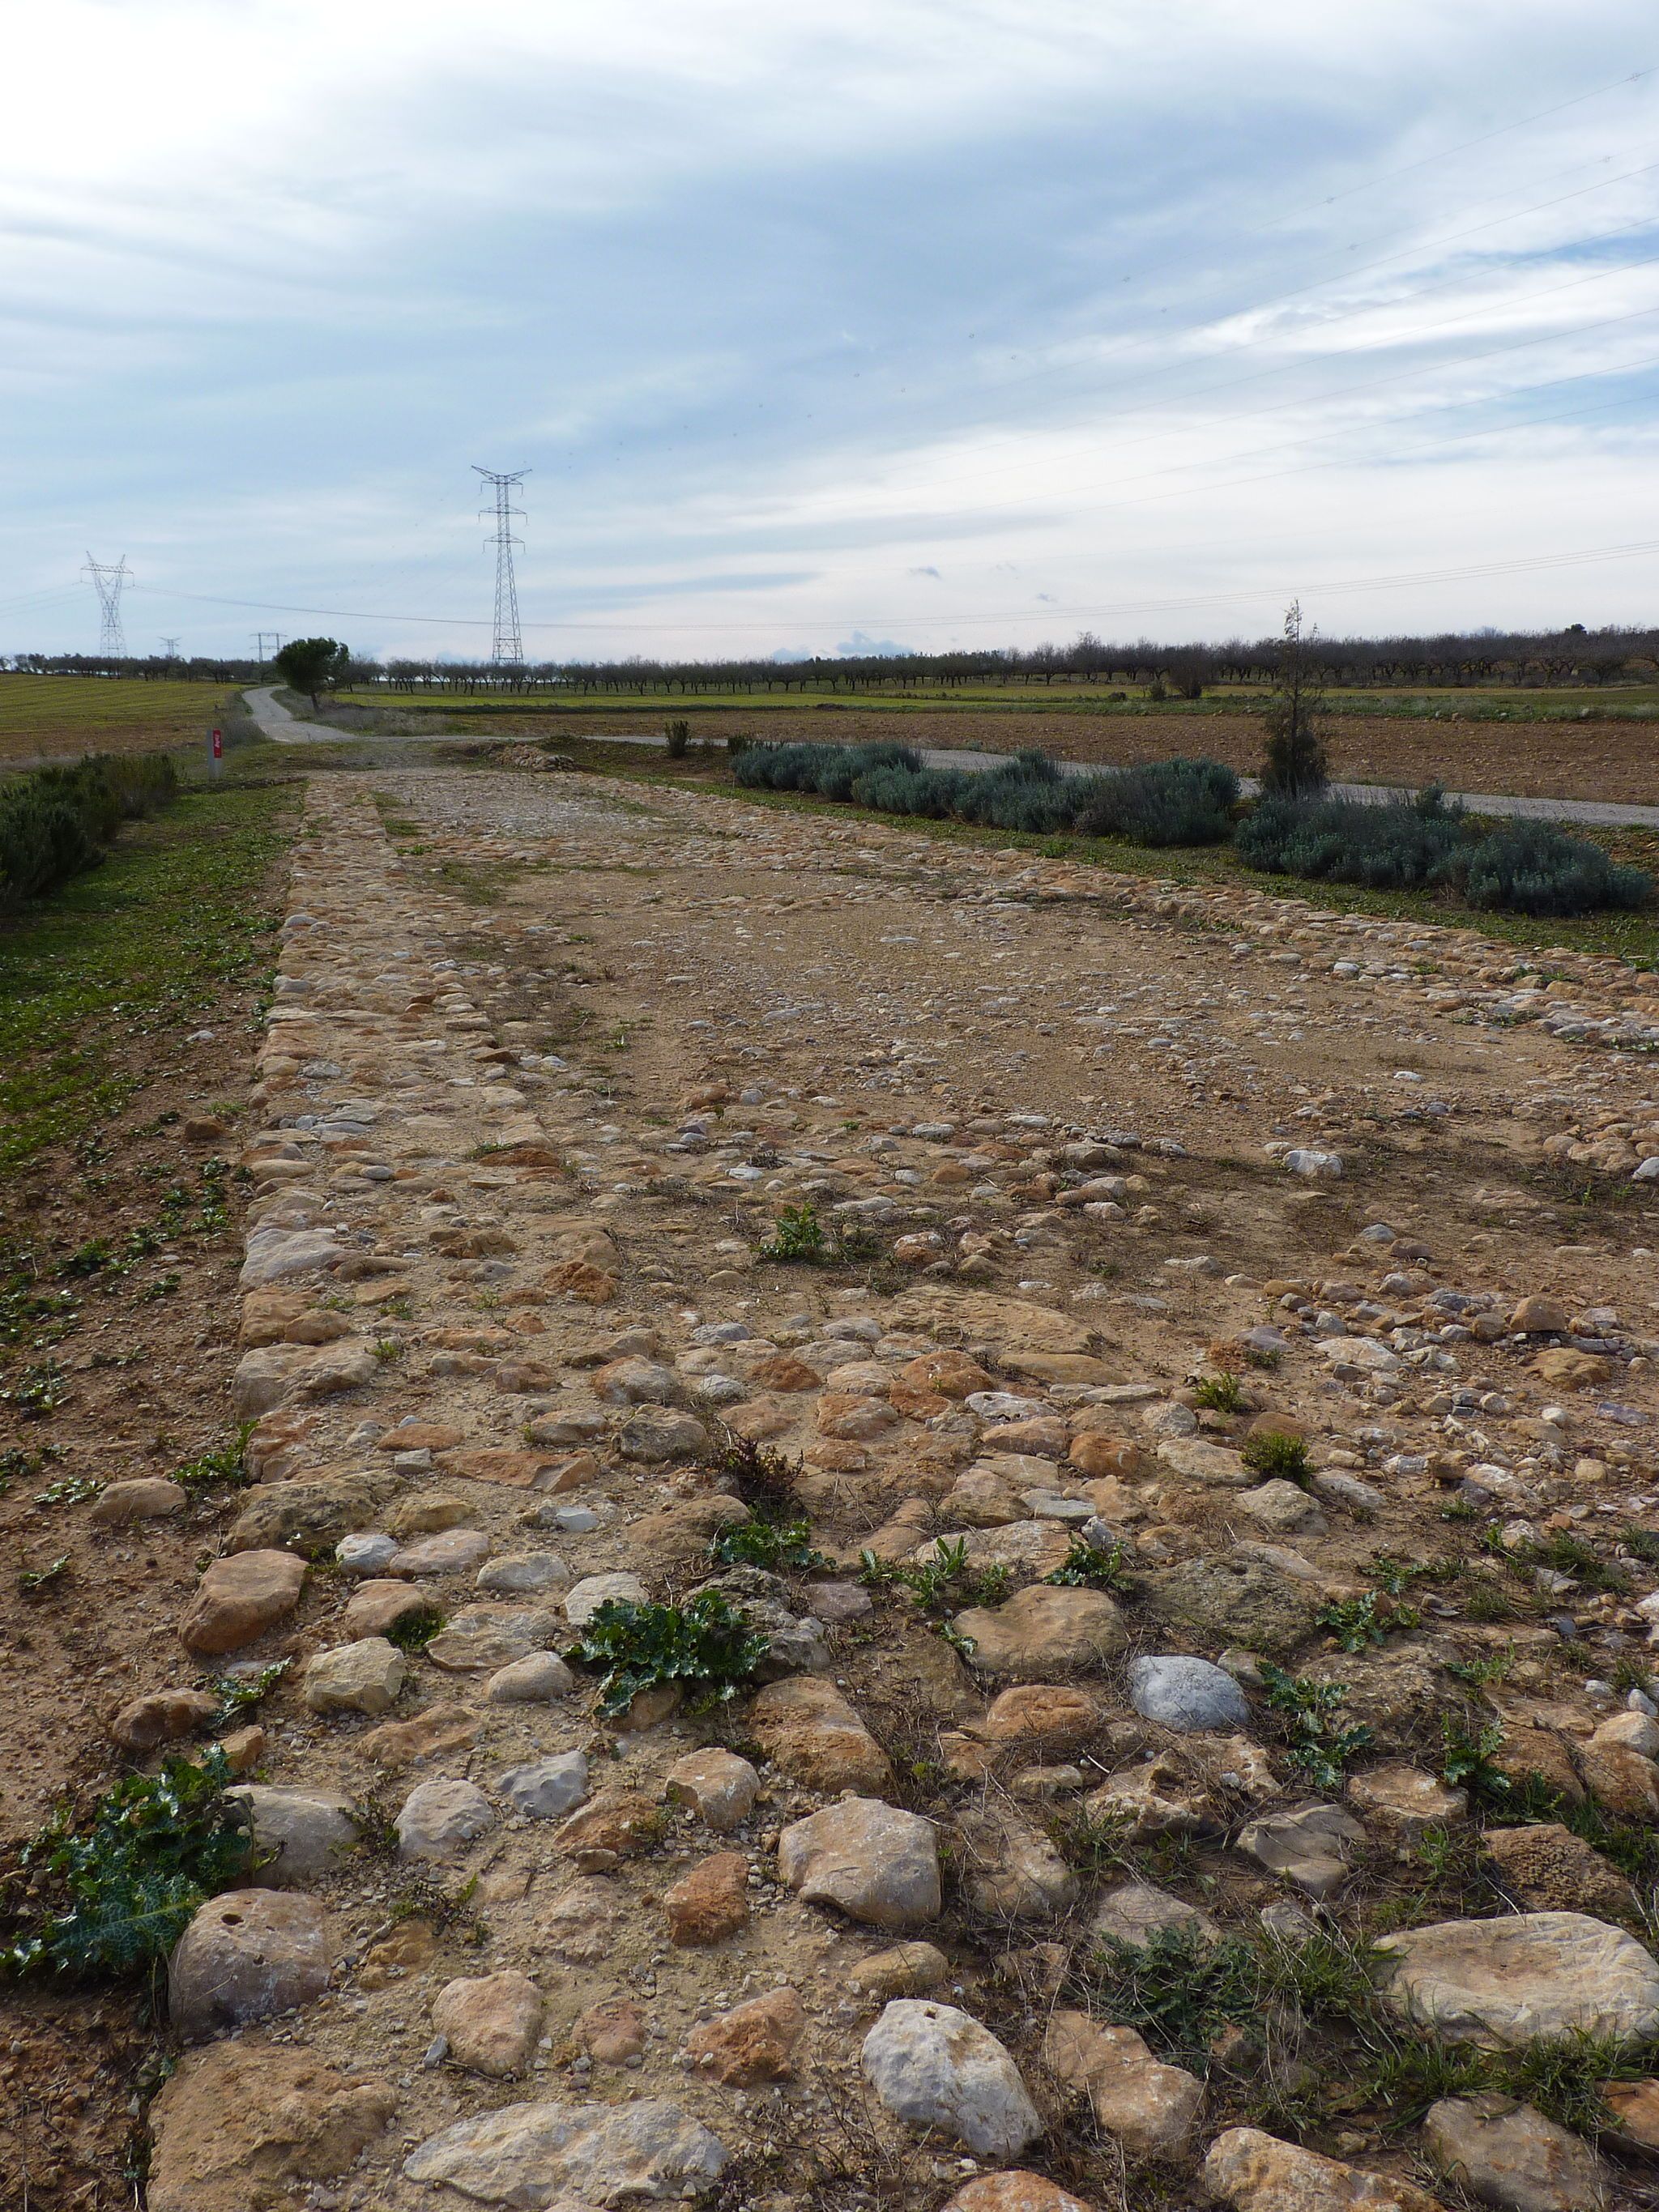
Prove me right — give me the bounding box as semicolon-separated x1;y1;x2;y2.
732;739;1650;915
1238;787;1652;916
734;739;1241;846
0;752;181;911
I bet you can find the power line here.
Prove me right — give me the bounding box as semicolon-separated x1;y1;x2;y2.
1261;65;1658;229
122;529;1659;639
82;554;130;656
472;467;529;665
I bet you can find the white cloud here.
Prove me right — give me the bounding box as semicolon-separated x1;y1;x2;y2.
6;0;1659;654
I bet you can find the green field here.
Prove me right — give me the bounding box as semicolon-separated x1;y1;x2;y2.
0;676;234;766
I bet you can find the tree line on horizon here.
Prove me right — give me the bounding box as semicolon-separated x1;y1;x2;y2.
3;620;1656;696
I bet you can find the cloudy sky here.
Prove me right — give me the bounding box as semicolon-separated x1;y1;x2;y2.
4;0;1659;662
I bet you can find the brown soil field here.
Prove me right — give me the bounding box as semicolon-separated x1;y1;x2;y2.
454;701;1659;806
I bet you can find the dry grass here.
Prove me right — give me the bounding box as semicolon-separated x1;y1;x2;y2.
0;677;234;766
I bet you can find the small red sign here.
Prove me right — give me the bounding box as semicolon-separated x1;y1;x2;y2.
211;728;223;758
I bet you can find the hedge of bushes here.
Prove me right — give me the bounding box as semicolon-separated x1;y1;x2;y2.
0;752;181;911
1237;787;1651;916
731;739;1649;916
734;739;1239;846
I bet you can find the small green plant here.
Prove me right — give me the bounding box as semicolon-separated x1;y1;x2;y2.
211;1658;292;1721
5;1362;66;1419
348;1794;402;1860
1260;1663;1374;1790
1440;1713;1512;1803
1608;1655;1656;1699
710;1515;831;1572
1082;1922;1266;2073
1046;1536;1137;1592
1192;1371;1246;1414
664;717;691;760
1463;1579;1524;1625
383;1605;445;1653
19;1554;70;1596
757;1200;879;1267
1525;1531;1629;1596
1447;1646;1515;1689
372;1336;405;1364
1365;1550;1461;1596
3;1749;254;1978
860;1537;1012;1617
33;1474;104;1509
759;1202;828;1263
172;1424;254;1494
1240;1430;1312;1487
136;1272;181;1302
1316;1590;1419;1652
566;1593;770;1719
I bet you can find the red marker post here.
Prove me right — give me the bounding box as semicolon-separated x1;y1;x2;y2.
209;726;223;780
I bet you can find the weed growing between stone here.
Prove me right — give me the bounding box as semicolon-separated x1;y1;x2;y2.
2;1750;253;1980
566;1593;771;1717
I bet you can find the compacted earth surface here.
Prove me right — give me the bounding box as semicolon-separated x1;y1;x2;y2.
11;756;1659;2212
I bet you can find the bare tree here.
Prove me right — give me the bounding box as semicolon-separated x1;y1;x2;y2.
1260;600;1329;799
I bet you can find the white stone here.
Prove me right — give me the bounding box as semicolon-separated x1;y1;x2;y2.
860;1999;1041;2159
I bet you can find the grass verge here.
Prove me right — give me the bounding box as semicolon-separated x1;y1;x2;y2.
0;778;297;1169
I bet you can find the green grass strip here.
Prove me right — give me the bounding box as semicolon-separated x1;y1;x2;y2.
0;780;296;1170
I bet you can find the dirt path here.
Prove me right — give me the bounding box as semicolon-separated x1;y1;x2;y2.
19;760;1659;2210
446;700;1659;809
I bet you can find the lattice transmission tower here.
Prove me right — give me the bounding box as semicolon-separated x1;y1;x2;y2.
472;467;529;666
83;552;131;657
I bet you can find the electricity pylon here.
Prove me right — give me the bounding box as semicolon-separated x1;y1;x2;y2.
83;553;130;657
472;467;529;666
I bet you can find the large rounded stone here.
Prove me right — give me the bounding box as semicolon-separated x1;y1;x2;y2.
1151;1552;1313;1657
748;1676;890;1792
397;1778;497;1861
147;2040;395;2212
433;1971;544;2078
942;2180;1094;2212
955;1802;1079;1921
168;1890;335;2039
860;1999;1041;2159
237;1785;357;1884
1204;2125;1439;2211
778;1797;940;1931
110;1689;220;1750
1375;1912;1659;2049
179;1549;306;1656
486;1651;577;1703
1127;1653;1250;1733
950;1584;1126;1679
403;2099;727;2204
495;1752;588;1821
1423;2094;1609;2212
302;1637;407;1716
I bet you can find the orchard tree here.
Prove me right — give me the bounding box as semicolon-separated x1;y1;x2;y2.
273;636;351;708
1260;601;1329;798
